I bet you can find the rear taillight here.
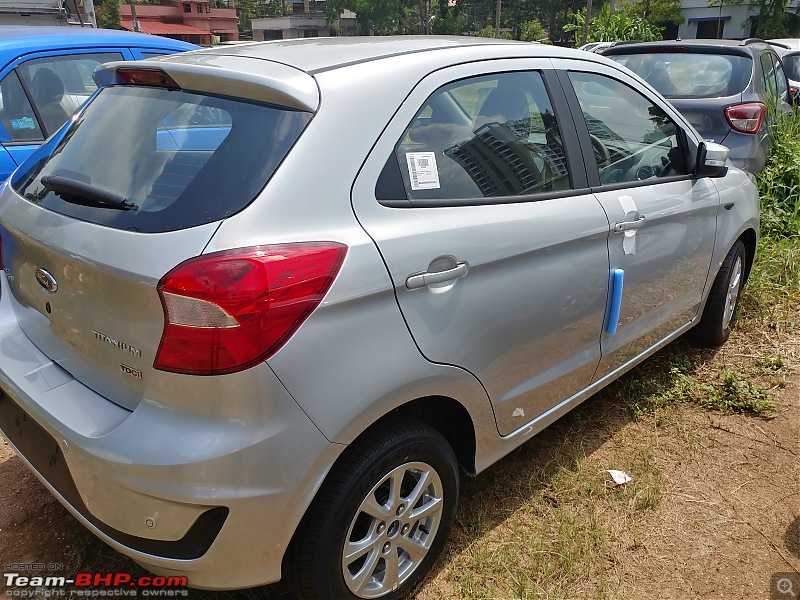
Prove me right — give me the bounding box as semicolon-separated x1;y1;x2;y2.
154;242;347;376
724;102;766;134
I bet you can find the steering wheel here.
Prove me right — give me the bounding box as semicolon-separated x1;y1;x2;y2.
589;134;610;168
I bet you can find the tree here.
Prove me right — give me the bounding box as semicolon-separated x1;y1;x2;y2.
754;0;791;38
618;0;683;26
563;4;663;45
97;0;121;29
325;0;408;33
473;23;513;38
519;18;551;42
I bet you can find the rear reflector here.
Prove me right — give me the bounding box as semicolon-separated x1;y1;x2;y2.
724;102;765;134
116;68;180;89
154;243;347;376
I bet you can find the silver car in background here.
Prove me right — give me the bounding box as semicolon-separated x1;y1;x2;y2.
0;37;758;599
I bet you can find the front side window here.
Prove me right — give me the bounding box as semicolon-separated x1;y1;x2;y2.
12;85;311;233
17;52;124;135
0;71;44;142
391;71;570;201
569;71;688;186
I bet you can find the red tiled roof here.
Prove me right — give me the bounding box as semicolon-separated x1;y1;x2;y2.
121;21;210;36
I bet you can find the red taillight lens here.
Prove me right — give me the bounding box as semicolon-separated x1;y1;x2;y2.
724;102;766;134
154;242;347;376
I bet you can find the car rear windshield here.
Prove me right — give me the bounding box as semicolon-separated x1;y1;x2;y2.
11;85;311;233
783;54;800;81
608;52;753;98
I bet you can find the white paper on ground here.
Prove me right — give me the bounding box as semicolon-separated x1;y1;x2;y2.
606;469;633;485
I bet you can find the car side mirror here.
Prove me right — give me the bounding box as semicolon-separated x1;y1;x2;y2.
694;141;729;178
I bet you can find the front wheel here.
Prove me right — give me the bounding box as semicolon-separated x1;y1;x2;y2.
287;421;460;600
691;239;746;346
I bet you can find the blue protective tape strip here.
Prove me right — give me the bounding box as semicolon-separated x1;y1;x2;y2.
605;269;624;335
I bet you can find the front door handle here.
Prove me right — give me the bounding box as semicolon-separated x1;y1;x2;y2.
613;215;646;232
406;262;469;290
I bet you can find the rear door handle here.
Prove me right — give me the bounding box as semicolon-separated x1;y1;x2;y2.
613;215;646;232
406;262;469;290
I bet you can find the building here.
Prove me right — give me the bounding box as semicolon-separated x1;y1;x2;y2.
118;0;238;45
678;0;799;40
251;0;356;40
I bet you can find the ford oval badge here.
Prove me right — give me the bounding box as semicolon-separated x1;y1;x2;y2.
34;268;58;293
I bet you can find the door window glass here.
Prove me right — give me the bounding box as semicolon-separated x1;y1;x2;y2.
393;71;570;201
17;52;124;135
0;71;44;142
568;71;688;186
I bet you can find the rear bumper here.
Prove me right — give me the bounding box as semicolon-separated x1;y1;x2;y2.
0;275;343;589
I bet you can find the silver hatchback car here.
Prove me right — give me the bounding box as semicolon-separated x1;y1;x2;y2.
0;37;758;599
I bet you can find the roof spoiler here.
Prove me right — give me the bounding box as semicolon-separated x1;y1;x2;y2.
94;55;319;113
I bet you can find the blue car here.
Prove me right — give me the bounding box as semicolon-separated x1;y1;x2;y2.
0;26;197;180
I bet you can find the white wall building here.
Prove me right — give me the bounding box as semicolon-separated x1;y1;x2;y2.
678;0;798;40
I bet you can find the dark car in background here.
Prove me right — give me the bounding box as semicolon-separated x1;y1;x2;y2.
769;39;800;95
603;38;791;173
0;26;197;180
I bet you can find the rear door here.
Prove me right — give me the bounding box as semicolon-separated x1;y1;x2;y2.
556;60;720;378
352;61;611;436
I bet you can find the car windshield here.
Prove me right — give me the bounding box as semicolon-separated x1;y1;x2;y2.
609;52;752;98
11;85;311;233
782;53;800;81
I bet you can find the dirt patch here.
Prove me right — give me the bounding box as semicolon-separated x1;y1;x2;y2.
1;351;798;599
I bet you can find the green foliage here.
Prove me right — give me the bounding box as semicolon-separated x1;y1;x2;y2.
473;23;514;39
519;18;551;42
754;0;791;39
757;108;800;238
618;0;683;25
563;5;663;46
97;0;121;29
325;0;407;33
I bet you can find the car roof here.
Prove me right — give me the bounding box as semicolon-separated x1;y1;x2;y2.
183;36;583;74
602;38;776;57
0;25;197;54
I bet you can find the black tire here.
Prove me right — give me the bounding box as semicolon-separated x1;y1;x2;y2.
691;239;746;347
286;421;460;600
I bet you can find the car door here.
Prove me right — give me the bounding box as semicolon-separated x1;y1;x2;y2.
554;60;720;379
0;48;132;180
351;61;611;436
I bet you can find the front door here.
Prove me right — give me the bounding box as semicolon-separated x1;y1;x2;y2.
559;64;720;377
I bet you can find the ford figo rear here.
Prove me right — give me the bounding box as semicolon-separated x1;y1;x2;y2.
0;38;758;599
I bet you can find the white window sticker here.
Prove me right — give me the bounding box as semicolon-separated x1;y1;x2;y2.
406;152;440;190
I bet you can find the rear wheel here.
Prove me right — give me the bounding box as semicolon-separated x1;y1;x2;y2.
691;239;746;346
287;421;459;600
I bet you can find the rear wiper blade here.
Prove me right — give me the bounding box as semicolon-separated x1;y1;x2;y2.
40;175;139;211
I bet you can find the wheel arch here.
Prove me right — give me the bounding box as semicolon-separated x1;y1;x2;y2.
739;227;757;283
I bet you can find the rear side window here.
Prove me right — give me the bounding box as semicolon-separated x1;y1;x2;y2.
17;52;124;135
0;71;44;142
12;85;311;233
609;52;752;98
783;54;800;81
389;71;570;201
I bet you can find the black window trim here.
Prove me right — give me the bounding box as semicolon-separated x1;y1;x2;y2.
375;67;588;208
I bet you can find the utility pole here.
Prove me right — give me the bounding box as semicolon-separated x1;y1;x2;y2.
494;0;501;38
130;0;140;31
83;0;97;26
582;0;592;45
